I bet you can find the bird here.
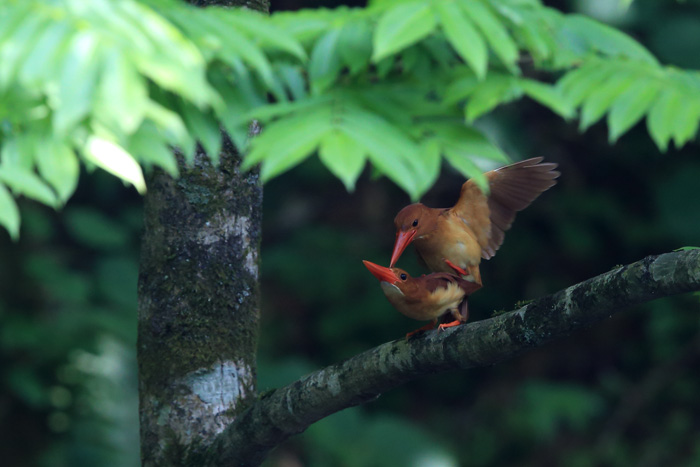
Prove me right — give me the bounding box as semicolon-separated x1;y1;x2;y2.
363;260;481;338
389;157;559;286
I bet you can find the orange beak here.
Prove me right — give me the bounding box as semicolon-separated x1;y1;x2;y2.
363;260;399;284
389;230;416;267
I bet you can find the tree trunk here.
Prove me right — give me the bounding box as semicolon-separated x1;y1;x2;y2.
136;0;268;461
137;138;264;463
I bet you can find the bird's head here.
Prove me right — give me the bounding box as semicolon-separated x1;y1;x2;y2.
362;260;411;298
390;203;432;267
362;260;409;284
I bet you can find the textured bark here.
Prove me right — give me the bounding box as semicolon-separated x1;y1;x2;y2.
137;139;263;465
203;249;700;466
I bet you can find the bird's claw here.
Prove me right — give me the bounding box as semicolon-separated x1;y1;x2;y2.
405;320;438;340
443;259;468;276
437;320;462;331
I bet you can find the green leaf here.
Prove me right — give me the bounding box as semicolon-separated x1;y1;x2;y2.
337;21;373;75
87;0;153;55
180;101;222;163
196;12;276;89
520;79;574;119
669;91;700;148
94;46;148;135
435;1;487;79
35;139;79;203
579;71;636;131
309;28;343;94
0;183;20;240
460;0;519;72
421;35;457;70
0;135;33;170
243;104;333;179
275;63;307;100
351;86;418;127
607;78;660;142
647;89;681;151
120;1;211;106
318;130;367;191
557;62;616;108
247;96;332;124
675;246;700;251
225;9;307;62
435;124;508;163
400;46;421;74
226;58;267;108
416;138;442;195
82;136;146;194
443;73;479;106
373;1;437;62
18;19;72;85
466;75;522;122
53;30;101;134
340;105;420;199
269;9;331;44
560;15;658;65
0;166;58;208
128;121;179;177
426;122;507;183
258;116;333;181
144;100;190;150
510;10;555;63
443;148;489;191
375;55;396;78
0;3;32;45
0;12;47;88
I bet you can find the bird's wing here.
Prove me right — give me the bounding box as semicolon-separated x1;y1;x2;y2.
450;179;492;253
453;157;560;260
422;273;480;295
421;273;457;294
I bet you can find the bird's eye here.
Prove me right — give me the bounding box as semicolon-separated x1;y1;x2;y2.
412;219;418;227
400;273;407;280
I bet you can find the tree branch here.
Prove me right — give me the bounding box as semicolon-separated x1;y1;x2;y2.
208;250;700;466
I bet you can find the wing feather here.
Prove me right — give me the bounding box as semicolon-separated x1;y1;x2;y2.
452;157;560;260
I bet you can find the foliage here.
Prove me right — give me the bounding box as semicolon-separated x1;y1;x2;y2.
1;0;700;239
0;176;141;466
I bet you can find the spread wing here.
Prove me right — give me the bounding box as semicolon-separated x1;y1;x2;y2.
452;157;560;260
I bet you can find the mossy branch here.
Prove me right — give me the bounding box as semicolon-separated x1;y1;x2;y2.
206;250;700;466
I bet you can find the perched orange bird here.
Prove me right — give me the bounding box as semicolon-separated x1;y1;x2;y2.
363;260;481;337
390;157;559;285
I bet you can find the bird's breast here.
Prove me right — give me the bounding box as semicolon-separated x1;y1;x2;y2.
415;217;482;272
381;281;465;321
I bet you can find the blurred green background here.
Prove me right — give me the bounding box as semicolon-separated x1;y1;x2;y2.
2;1;700;466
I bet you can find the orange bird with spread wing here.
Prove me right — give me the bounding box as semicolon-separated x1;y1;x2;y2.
390;157;559;286
363;260;481;337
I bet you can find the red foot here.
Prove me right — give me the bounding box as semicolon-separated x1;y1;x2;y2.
444;259;468;276
405;320;437;340
437;320;462;331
